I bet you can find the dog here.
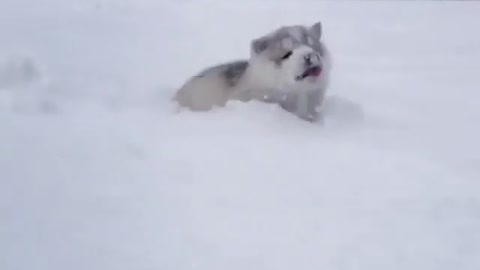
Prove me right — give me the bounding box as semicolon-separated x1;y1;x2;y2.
172;21;332;122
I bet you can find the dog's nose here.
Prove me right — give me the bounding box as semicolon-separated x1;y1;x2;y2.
304;55;312;65
304;52;320;66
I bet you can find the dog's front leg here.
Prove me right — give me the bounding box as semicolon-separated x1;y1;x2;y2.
306;89;326;123
296;90;326;123
296;91;316;122
279;92;319;122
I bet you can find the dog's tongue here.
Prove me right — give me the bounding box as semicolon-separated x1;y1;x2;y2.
306;66;322;76
296;66;322;81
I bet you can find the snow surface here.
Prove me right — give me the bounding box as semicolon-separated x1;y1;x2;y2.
1;1;480;270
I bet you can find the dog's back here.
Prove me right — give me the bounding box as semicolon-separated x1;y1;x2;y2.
173;60;249;111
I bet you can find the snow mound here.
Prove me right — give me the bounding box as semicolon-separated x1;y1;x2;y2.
0;55;61;113
0;55;40;89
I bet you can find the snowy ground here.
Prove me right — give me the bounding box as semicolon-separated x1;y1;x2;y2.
1;1;480;270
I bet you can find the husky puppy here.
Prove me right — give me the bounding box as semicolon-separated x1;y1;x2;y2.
173;21;332;122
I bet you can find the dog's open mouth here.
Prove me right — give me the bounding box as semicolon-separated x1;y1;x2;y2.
296;66;322;81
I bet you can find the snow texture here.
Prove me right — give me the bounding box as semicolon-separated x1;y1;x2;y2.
1;1;480;270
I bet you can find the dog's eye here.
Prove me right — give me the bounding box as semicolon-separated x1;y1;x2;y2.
280;51;293;60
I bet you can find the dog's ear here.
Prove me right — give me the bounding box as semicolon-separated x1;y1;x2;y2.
251;37;269;55
309;21;322;40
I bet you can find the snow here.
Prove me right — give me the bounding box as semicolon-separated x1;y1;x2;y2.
1;1;480;270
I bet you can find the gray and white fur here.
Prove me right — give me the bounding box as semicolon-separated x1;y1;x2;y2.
173;21;332;122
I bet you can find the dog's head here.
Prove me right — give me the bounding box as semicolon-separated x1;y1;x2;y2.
249;22;330;91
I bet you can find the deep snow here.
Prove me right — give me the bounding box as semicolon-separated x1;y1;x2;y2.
1;1;480;270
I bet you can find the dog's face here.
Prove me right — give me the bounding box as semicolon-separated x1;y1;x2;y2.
250;22;328;90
